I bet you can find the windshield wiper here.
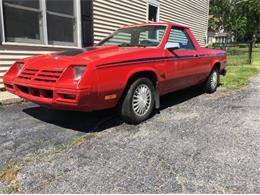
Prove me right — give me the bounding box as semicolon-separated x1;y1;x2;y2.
136;44;147;48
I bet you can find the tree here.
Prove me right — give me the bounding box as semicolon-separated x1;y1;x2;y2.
209;0;233;33
209;0;260;64
209;0;246;43
238;0;260;64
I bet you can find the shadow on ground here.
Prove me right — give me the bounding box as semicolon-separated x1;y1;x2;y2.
23;86;204;133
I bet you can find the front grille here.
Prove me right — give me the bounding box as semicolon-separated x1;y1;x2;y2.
18;68;38;80
16;85;53;99
34;70;63;83
18;69;63;83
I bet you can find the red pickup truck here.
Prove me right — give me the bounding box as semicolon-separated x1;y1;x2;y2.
3;22;227;124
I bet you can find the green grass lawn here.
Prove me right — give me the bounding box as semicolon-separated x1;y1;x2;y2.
220;47;260;88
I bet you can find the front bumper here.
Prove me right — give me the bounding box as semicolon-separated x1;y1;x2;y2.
4;81;94;112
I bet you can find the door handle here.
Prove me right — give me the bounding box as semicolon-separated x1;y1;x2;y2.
193;54;199;57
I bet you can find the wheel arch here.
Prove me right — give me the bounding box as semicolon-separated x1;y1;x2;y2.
118;69;160;109
211;61;221;72
125;70;158;87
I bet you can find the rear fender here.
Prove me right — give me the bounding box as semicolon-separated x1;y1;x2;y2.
210;59;222;74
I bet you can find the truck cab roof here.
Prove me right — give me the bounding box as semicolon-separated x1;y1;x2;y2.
123;22;189;29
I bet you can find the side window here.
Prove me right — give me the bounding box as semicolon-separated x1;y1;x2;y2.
166;28;195;50
139;29;165;46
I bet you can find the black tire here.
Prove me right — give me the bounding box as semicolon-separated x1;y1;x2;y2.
118;78;155;124
204;67;220;93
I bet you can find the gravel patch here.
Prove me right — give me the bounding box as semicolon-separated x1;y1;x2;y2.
0;76;259;193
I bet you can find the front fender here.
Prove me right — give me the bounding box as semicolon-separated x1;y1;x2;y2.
123;66;161;109
123;66;160;88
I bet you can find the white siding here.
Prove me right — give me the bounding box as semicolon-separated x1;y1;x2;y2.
0;46;62;89
93;0;147;43
93;0;209;46
160;0;209;46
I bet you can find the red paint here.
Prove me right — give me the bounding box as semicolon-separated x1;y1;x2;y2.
3;22;227;111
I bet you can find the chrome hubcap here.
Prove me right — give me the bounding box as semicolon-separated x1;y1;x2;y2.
211;71;218;89
132;84;152;116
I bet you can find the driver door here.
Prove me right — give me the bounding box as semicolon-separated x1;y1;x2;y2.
164;27;203;92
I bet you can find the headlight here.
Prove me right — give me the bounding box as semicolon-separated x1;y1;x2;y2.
73;65;86;81
16;62;24;71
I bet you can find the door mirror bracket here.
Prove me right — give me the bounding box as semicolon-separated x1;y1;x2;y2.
165;42;180;50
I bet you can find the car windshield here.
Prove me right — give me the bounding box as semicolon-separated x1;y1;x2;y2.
98;25;167;47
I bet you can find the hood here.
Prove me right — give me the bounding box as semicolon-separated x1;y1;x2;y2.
21;46;163;70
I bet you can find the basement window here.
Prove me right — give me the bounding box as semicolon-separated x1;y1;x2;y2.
46;0;76;46
3;0;43;44
1;0;80;47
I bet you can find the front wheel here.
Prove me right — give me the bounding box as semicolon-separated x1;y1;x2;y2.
118;78;155;124
204;68;220;93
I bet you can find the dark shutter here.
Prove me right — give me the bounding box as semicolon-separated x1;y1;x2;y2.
81;0;93;47
0;24;2;45
0;3;3;45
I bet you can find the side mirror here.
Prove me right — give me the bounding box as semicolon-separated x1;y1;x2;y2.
165;42;180;50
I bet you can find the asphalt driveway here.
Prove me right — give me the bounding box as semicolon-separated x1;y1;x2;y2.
0;76;259;193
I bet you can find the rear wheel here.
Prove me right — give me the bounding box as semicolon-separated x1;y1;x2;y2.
204;67;219;93
118;78;155;124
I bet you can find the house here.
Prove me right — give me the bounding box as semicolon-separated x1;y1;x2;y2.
0;0;209;89
208;31;234;46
